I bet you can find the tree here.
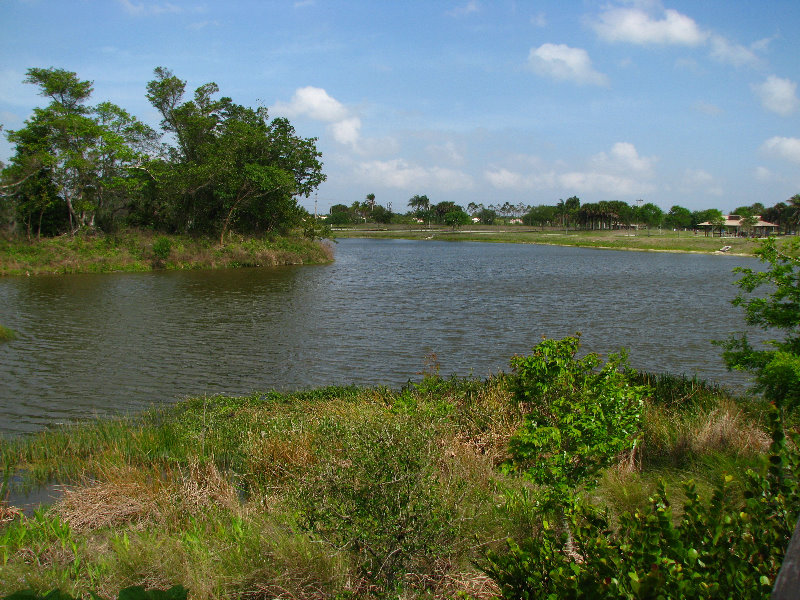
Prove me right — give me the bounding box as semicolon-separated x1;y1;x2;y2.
408;194;431;226
365;193;376;212
476;207;497;225
7;68;100;230
716;237;800;423
523;205;555;228
143;67;324;239
666;205;692;230
443;208;470;229
637;202;664;234
4;68;155;233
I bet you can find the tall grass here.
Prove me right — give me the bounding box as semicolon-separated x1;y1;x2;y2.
0;372;773;598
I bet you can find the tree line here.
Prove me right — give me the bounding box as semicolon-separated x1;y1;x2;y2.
329;192;800;234
0;67;326;242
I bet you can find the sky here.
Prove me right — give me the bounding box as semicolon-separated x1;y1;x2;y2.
1;0;799;214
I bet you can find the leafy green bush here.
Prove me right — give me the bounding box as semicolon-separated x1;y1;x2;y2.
505;336;648;511
484;408;799;599
151;236;172;261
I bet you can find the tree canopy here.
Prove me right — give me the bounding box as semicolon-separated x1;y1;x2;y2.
1;67;325;241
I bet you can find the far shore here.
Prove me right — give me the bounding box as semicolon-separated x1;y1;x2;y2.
331;224;779;256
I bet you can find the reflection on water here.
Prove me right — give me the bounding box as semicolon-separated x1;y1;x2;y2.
0;239;764;434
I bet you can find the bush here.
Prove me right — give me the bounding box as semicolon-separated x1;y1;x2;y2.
295;413;456;593
151;236;172;261
484;409;799;599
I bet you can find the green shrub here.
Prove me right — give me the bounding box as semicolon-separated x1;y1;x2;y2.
295;413;456;593
484;408;799;598
505;336;648;511
151;236;172;261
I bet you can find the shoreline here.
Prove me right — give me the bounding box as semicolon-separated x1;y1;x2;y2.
331;225;773;256
0;231;334;277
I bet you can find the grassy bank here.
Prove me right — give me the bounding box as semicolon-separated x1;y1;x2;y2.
0;369;779;599
0;231;334;277
333;225;771;255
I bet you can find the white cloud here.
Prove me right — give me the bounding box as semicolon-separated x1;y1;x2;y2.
761;136;800;164
752;76;799;116
528;44;608;86
682;168;723;196
273;86;348;122
590;142;656;176
709;35;761;67
591;6;707;46
531;12;547;28
693;101;723;116
330;118;362;146
355;159;474;191
558;171;653;196
447;1;479;17
484;168;556;190
118;0;184;16
426;141;464;166
272;86;362;147
484;143;656;196
755;166;779;182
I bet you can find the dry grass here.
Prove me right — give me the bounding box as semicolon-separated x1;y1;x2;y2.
54;466;165;533
640;398;769;468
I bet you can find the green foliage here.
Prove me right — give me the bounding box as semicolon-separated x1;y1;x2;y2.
151;236;171;261
716;237;800;414
3;585;187;600
0;324;16;342
506;336;647;509
296;413;456;592
484;409;799;599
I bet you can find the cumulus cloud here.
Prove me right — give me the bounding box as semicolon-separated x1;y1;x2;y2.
355;159;474;191
590;142;657;176
682;168;723;196
761;136;800;164
272;86;362;147
755;166;779;182
528;43;608;86
590;3;768;69
752;76;799;116
484;142;656;196
591;5;707;46
426;141;465;166
484;168;557;190
709;35;761;67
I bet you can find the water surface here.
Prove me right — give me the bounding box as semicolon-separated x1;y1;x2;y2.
0;239;764;435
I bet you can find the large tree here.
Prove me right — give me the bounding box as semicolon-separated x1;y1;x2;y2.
3;68;155;233
143;67;325;239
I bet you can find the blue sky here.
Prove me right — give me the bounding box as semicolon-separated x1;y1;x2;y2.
2;0;799;214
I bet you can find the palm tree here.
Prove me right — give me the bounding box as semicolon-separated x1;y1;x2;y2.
366;193;376;213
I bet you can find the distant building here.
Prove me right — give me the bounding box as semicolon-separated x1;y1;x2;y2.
697;215;779;237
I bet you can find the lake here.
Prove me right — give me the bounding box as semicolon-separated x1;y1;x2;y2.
0;238;765;435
